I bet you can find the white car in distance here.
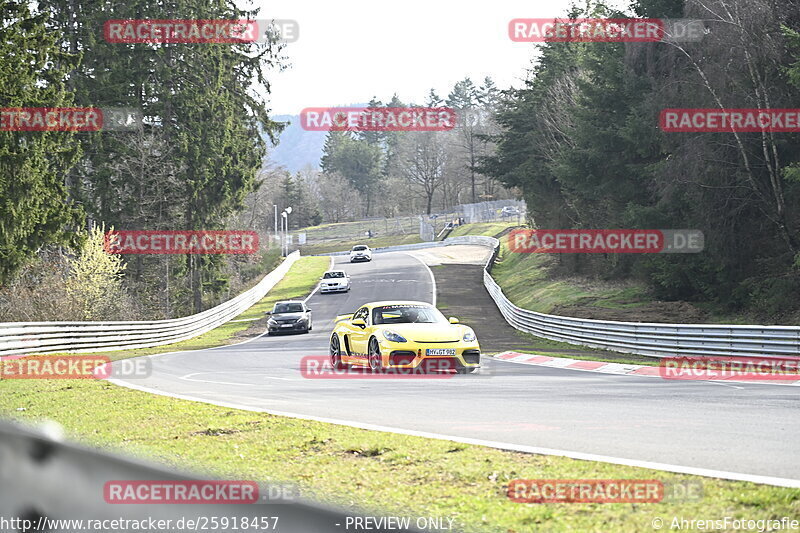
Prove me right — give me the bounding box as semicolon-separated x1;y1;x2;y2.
349;245;372;263
320;270;351;293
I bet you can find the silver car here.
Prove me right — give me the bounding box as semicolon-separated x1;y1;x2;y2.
349;245;372;262
320;270;351;293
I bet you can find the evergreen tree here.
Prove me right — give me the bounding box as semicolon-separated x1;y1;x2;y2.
278;174;322;229
39;0;286;312
446;78;478;109
0;0;84;284
426;89;443;107
358;97;385;147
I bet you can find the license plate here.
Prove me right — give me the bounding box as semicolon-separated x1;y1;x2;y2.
426;348;456;356
280;324;293;328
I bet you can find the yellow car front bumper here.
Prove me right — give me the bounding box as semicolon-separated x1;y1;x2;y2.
376;339;481;370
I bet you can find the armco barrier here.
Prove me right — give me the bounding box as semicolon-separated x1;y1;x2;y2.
0;252;300;357
328;235;800;359
477;237;800;358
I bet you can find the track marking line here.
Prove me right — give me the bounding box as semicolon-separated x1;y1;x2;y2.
706;381;745;390
179;372;294;385
303;256;332;304
179;373;256;386
400;252;437;306
108;377;800;488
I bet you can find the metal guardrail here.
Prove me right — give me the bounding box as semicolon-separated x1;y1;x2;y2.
475;237;800;359
0;252;301;357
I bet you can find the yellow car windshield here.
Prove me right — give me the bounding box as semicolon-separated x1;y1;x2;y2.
372;305;445;325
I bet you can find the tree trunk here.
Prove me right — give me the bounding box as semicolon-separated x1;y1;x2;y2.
191;255;202;313
471;167;476;203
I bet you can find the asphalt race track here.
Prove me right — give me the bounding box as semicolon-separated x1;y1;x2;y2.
114;250;800;486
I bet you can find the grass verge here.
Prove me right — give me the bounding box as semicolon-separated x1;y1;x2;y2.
2;380;798;533
300;234;422;255
301;217;419;241
491;239;649;315
448;221;520;238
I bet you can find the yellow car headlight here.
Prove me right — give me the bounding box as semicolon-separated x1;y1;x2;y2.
462;330;476;342
383;330;407;343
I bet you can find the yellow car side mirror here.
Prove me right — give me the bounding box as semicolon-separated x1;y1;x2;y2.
448;317;459;324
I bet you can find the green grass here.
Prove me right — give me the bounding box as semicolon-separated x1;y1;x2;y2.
301;217;419;241
2;379;798;532
300;234;422;255
448;221;520;238
491;237;649;314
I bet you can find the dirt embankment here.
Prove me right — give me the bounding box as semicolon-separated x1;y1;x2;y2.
551;300;710;324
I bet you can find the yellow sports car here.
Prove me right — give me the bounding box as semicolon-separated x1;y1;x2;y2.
329;301;481;374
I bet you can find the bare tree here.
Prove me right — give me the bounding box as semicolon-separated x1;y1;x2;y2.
660;0;799;254
396;132;448;214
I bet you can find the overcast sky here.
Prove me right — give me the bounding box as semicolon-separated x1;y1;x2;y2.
249;0;630;115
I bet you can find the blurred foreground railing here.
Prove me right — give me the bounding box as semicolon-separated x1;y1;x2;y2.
0;420;424;533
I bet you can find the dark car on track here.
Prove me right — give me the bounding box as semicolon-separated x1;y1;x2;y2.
267;300;312;334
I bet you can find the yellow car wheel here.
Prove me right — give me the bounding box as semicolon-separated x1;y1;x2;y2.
330;334;345;370
368;338;382;372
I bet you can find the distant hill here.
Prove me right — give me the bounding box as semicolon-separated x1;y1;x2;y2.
266;104;368;173
265;114;326;173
